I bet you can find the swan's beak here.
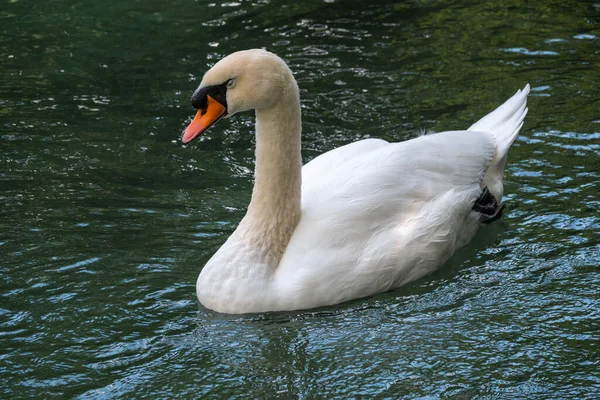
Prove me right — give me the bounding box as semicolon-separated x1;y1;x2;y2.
182;95;227;144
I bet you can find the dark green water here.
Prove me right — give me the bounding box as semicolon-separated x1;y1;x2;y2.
1;0;599;398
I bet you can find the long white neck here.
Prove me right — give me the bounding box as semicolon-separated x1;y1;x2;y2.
236;81;302;265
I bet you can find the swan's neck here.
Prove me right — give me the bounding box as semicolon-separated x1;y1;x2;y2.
237;86;302;265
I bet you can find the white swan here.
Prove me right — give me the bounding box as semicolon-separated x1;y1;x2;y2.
182;49;529;314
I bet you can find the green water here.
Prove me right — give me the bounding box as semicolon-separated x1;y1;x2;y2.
1;0;599;398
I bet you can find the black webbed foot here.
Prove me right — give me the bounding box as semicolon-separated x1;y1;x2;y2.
473;186;505;224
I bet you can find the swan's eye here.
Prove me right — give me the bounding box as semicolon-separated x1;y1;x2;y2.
226;79;235;89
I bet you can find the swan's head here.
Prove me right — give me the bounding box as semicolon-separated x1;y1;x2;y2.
182;49;295;144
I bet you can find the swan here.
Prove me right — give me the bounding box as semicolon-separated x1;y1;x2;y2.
181;49;529;314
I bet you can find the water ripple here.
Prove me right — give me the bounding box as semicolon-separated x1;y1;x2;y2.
1;0;599;398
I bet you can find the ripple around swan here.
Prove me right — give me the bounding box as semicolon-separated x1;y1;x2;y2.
1;0;600;398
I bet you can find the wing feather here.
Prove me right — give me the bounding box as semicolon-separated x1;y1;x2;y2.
301;130;496;220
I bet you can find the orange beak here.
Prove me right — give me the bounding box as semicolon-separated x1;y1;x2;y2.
181;95;227;144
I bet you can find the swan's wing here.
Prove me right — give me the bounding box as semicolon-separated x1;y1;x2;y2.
301;130;496;220
274;130;497;308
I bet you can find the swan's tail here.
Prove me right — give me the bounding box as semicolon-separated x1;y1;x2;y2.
469;84;530;201
468;84;530;161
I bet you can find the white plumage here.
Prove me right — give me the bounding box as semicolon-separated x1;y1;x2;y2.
186;49;529;314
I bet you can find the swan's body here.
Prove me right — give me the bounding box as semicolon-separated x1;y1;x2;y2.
183;49;529;314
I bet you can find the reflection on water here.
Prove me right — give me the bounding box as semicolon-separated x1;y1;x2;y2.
1;0;599;398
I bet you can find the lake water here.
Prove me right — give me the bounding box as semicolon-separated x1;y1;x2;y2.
1;0;599;398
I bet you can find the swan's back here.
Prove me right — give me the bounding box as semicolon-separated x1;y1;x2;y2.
300;130;496;222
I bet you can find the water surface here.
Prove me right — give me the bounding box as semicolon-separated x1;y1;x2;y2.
1;0;599;398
